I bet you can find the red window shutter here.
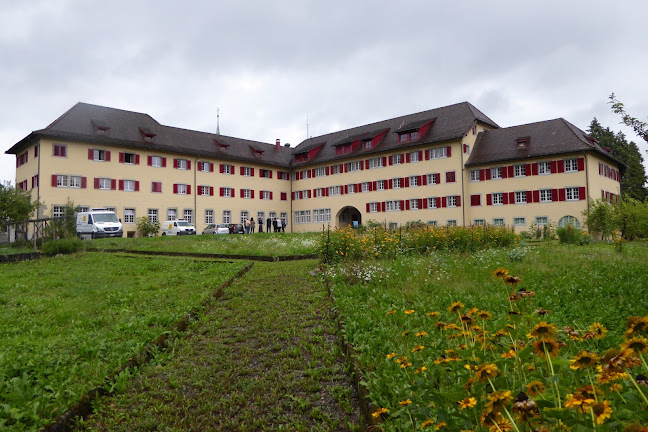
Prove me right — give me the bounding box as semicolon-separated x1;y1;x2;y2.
558;188;566;201
418;175;422;185
109;179;116;190
367;181;373;191
418;198;423;209
291;192;295;200
186;185;191;195
422;175;428;185
598;162;602;175
209;163;214;172
135;154;140;165
502;193;509;205
119;180;124;191
187;160;191;170
281;192;287;200
422;198;428;209
357;182;362;191
269;170;273;178
197;187;202;196
531;163;539;176
105;151;111;162
382;157;387;166
219;187;224;196
251;168;255;177
197;162;202;171
418;151;423;161
231;188;235;196
577;158;585;171
525;163;531;175
364;160;369;169
557;160;565;173
88;149;94;160
135;181;140;192
218;164;224;173
51;175;58;187
119;152;125;163
502;167;508;179
446;146;451;157
405;200;410;210
507;166;514;178
441;197;447;208
579;186;586;200
343;185;348;194
147;156;152;166
456;196;461;207
270;191;273;200
486;193;492;205
508;192;515;203
406;153;411;163
424;150;430;160
532;190;539;203
400;200;405;211
174;159;179;169
435;173;440;184
404;177;409;188
486;169;492;180
366;203;370;212
526;190;532;203
463;144;468;153
93;178;99;189
388;155;393;165
552;189;558;201
240;167;244;175
325;166;329;175
381;202;386;212
550;161;557;173
162;158;167;167
174;184;178;194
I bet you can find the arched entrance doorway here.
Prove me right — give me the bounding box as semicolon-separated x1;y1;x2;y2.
337;206;362;228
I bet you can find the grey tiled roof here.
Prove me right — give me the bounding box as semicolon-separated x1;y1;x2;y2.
291;101;499;166
465;118;624;168
8;102;293;167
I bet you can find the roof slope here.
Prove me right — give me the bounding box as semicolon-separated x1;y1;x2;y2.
7;102;293;167
291;101;499;166
465;118;624;168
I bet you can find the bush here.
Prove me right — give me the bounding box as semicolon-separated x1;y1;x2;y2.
42;238;83;255
556;224;584;245
136;217;160;237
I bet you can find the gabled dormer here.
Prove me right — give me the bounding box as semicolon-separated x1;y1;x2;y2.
333;133;368;155
294;142;325;163
139;127;156;141
214;139;229;151
396;118;436;143
92;119;110;135
515;136;530;149
249;145;265;156
362;128;390;150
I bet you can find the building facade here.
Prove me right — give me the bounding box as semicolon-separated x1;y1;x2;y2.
7;102;622;235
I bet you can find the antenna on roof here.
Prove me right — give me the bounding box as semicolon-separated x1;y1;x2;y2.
216;108;221;135
306;115;309;139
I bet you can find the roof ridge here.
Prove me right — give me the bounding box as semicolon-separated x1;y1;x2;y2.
558;118;593;147
42;102;83;130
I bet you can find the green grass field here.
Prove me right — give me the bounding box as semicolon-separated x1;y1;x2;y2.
0;253;246;431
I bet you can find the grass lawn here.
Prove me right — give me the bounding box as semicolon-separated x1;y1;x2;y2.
87;232;320;256
327;242;648;430
78;260;361;432
0;253;246;431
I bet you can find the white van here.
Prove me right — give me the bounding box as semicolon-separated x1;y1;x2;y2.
76;209;123;239
161;220;196;236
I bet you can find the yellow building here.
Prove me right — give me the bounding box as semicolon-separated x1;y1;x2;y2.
7;102;623;235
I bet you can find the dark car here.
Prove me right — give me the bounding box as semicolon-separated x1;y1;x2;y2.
228;223;245;234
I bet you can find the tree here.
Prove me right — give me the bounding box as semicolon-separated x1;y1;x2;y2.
588;118;648;201
0;182;40;231
582;199;616;240
609;93;648;143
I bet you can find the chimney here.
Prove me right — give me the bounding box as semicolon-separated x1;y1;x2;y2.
276;138;280;151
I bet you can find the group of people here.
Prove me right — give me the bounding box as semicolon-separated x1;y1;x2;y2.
244;217;286;234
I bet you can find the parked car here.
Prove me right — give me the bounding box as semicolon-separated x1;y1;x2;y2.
161;220;196;236
202;223;230;235
228;223;245;234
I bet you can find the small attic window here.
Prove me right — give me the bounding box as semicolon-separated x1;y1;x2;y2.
252;147;264;156
363;139;373;150
139;127;156;141
92;119;110;134
214;140;229;151
516;137;530;149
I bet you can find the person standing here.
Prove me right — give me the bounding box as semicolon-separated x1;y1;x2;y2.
273;218;278;232
266;216;272;232
281;219;286;233
245;218;250;234
250;217;256;233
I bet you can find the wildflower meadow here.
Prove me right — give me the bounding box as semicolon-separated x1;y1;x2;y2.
324;234;648;431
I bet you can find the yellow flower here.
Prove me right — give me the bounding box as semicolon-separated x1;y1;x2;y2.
588;322;608;339
435;422;447;429
621;337;648;354
415;366;427;374
416;331;428;337
569;350;601;370
448;301;464;313
400;361;412;368
426;311;440;317
386;352;397;359
564;393;595;413
529;321;557;339
395;356;408;364
458;397;477;409
421;419;435;429
484;390;513;414
493;268;509;278
399;399;412;406
525;380;545;397
404;309;415;315
474;363;499;382
386;310;397;315
371;407;388;418
477;310;492;320
592;400;613;425
532;338;560;358
411;345;425;353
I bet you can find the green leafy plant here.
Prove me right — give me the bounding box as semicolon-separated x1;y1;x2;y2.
41;237;83;255
136;217;160;237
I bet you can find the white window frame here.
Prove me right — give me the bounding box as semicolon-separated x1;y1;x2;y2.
223;164;233;175
385;200;401;212
474;219;485;226
240;211;249;224
392;154;402;165
347;161;362;172
93;149;107;161
427;173;438;185
123;180;135;192
148;209;158;223
69;176;82;188
167;208;177;220
347;184;356;194
242;167;252;176
223;210;231;224
222;187;232;198
514;164;526;177
470;170;480;182
409;199;419;210
493;218;505;226
200;186;210;196
261;190;271;200
205;209;214;224
492;193;503;205
539;189;552;203
124;208;135;224
377;180;385;191
362;182;370;192
447;220;457;226
427;197;437;209
99;178;111;190
392;178;401;189
177;184;188;195
566;187;579;201
538;161;551;175
177;159;188;170
491;167;502;179
515;191;527;204
447;196;457;208
514;217;526;226
535;216;548;226
369;202;379;213
200;162;211;173
56;175;69;188
243;189;252;199
151;156;162;168
53;206;65;218
369;157;383;169
331;164;341;175
408;151;420;163
429;147;447;159
409;176;419;187
565;159;578;172
183;209;193;224
314;167;326;177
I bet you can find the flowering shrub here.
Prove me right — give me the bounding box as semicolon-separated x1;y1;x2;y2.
329;254;648;431
320;225;518;263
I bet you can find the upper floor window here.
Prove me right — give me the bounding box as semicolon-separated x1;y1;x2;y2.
123;152;138;164
409;199;419;210
261;190;272;200
447;196;458;207
150;156;163;167
427;197;437;209
53;144;67;157
314;167;326;177
122;180;135;192
492;192;503;205
362;182;370;192
409;176;419;187
515;191;527;204
392;178;401;189
347;184;356;194
539;189;552;202
385;200;401;211
368;202;379;213
565;159;579;172
331;164;342;175
408;151;420;163
398;130;419;143
221;164;234;175
428;147;447;159
446;171;456;183
242;167;253;177
260;169;273;178
470;170;480;182
328;185;342;196
566;187;580;200
98;178;111;190
427;173;440;185
176;184;188;194
376;180;385;191
491;167;502;179
369;157;383;169
176;159;189;170
242;188;253;199
514;164;526;177
200;162;212;173
392;154;402;165
538;161;551;175
93;149;108;162
347;161;362;172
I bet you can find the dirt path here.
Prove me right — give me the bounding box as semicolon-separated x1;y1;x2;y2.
78;260;361;432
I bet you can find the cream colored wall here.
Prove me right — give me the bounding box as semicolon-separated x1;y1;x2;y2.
35;138;291;235
586;153;622;201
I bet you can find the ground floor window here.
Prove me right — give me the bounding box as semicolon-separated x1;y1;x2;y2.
447;220;457;226
124;208;135;224
493;218;504;226
205;209;214;224
514;217;526;226
240;211;249;224
184;209;193;224
313;208;331;223
167;208;177;220
558;215;580;228
78;206;89;212
535;216;548;226
473;219;485;226
427;220;437;226
148;209;158;223
223;210;231;224
294;210;311;224
53;206;65;218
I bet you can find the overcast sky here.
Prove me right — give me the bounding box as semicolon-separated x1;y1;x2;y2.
2;0;647;185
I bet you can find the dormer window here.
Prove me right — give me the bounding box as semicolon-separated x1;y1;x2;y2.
139;127;156;141
398;130;420;143
214;140;229;151
92;119;110;134
249;145;264;156
516;137;530;149
294;153;308;163
363;140;373;150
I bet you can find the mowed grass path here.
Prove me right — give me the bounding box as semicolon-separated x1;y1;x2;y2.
79;260;361;432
